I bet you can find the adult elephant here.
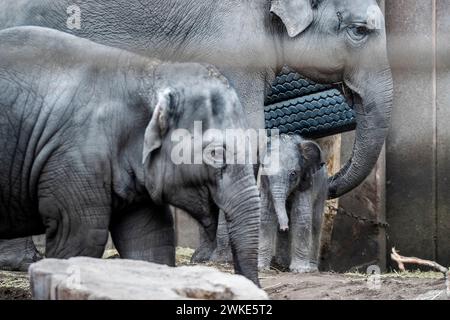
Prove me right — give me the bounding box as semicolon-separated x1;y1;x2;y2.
0;0;393;264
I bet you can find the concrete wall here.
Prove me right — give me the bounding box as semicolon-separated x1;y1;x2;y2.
436;0;450;267
173;208;200;248
386;0;450;266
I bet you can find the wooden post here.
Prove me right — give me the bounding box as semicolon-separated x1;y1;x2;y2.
316;135;341;269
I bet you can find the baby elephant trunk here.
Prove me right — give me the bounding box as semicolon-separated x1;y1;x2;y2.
260;175;290;231
271;191;290;232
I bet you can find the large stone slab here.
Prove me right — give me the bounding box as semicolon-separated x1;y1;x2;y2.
29;257;268;300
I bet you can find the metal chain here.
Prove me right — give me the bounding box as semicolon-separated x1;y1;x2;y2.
327;206;389;228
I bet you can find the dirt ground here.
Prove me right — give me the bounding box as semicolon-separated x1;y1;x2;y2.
0;270;32;300
261;271;448;300
0;248;448;300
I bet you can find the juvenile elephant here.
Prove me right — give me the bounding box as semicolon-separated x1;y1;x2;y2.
0;27;261;284
258;135;328;272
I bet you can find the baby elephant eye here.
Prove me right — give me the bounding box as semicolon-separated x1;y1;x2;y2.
289;171;298;181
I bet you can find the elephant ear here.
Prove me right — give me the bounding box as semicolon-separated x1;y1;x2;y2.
142;89;172;164
299;140;325;189
270;0;315;37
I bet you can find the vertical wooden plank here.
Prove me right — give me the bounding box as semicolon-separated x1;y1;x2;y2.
316;135;341;269
436;0;450;266
385;0;437;262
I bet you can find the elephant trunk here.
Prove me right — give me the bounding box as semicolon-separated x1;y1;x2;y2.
270;189;289;231
328;67;393;198
273;199;289;231
260;176;289;231
217;168;261;285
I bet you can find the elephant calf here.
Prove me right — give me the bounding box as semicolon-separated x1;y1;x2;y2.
0;27;262;284
258;135;328;273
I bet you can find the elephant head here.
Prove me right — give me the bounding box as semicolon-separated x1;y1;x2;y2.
271;0;393;198
142;63;261;284
260;134;325;231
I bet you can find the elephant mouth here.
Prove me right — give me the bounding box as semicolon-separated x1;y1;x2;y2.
338;82;358;103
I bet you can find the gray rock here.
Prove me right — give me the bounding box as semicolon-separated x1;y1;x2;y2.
29;257;268;300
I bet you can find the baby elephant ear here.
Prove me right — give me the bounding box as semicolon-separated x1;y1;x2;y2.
300;140;324;176
142;89;172;164
270;0;315;37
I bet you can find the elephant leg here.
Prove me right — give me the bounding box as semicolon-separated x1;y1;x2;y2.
111;203;175;266
39;174;111;259
190;227;216;263
210;209;233;263
289;217;315;273
289;193;316;273
0;237;42;271
41;201;110;259
310;171;327;269
258;207;278;271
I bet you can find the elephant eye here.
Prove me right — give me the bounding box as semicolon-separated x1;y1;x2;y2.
204;144;227;170
289;171;298;181
347;24;371;42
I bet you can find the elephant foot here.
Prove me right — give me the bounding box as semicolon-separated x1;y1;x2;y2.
258;263;271;272
289;262;319;274
0;237;42;271
191;241;215;263
210;246;233;264
258;250;273;271
191;241;234;264
191;225;217;263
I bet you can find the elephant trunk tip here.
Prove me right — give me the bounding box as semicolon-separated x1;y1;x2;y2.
278;215;289;231
328;183;339;200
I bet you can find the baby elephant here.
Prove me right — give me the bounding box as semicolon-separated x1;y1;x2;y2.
258;135;328;273
0;27;261;284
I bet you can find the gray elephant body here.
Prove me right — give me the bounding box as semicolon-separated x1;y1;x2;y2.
0;27;261;284
258;135;327;272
